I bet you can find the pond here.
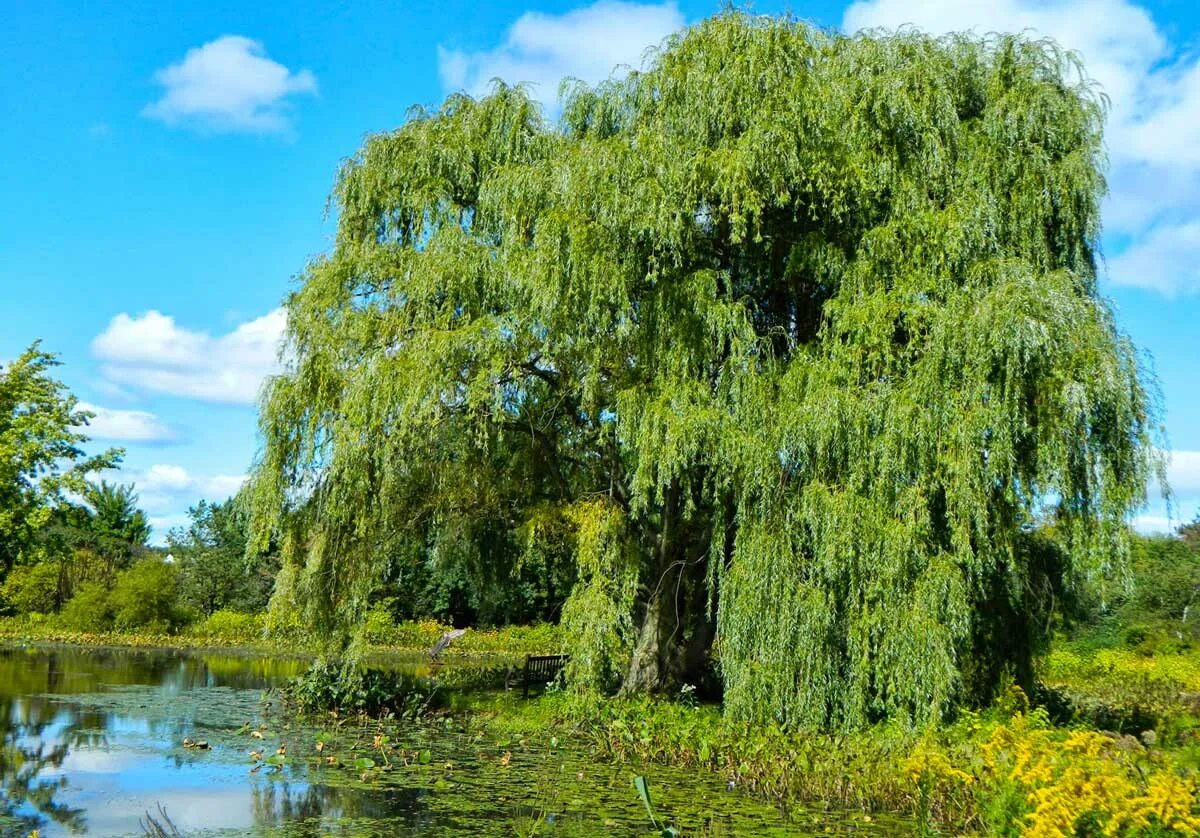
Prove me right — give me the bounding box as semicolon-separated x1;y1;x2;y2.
0;644;911;837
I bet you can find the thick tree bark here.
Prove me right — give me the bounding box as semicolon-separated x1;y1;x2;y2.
621;481;715;694
621;559;714;694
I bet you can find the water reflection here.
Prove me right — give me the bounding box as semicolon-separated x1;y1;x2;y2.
0;644;911;837
0;645;310;836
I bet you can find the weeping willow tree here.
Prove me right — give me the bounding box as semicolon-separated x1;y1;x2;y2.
248;12;1161;729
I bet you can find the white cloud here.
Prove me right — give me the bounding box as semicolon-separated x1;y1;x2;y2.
438;1;684;106
1134;450;1200;536
207;473;249;497
96;464;247;542
1108;221;1200;295
1131;513;1174;534
148;514;194;540
137;464;195;493
143;35;316;134
117;463;245;510
91;308;286;404
842;0;1200;295
1166;449;1200;494
76;402;176;443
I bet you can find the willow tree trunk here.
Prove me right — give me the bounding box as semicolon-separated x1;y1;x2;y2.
621;482;715;694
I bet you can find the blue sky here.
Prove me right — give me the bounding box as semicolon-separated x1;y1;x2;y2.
3;0;1198;541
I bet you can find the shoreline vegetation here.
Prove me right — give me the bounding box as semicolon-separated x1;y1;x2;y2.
4;12;1200;836
0;613;560;660
3;619;1199;836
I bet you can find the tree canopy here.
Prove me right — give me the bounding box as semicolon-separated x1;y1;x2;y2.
168;497;277;616
249;13;1160;729
0;343;120;578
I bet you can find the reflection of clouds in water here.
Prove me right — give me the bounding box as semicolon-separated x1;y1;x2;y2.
81;785;273;834
0;645;296;837
37;745;137;777
3;646;844;837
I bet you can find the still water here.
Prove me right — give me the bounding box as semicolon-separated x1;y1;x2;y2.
0;644;909;837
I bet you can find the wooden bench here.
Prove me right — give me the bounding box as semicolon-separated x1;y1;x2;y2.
522;654;569;697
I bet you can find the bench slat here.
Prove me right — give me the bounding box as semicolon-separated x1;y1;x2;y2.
522;654;569;697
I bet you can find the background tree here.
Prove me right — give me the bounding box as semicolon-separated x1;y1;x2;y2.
44;481;152;605
1071;528;1200;651
1121;533;1200;644
249;13;1160;728
168;497;276;616
83;481;150;548
0;343;119;586
1179;515;1200;550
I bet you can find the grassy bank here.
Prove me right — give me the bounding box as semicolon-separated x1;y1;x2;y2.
0;612;562;660
423;639;1200;836
459;677;1200;836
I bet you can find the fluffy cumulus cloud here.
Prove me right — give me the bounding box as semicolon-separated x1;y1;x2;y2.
91;308;286;404
842;0;1200;295
437;1;684;106
115;463;247;529
1108;221;1200;295
1132;513;1174;534
76;402;176;443
1133;449;1200;533
140;464;245;498
1166;449;1200;494
143;35;316;134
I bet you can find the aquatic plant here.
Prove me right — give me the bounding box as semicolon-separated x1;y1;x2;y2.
139;804;181;837
285;658;443;718
633;775;682;837
517;686;1200;836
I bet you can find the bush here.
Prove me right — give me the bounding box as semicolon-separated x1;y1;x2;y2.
108;558;188;632
457;621;562;656
360;606;398;644
1;563;61;615
188;609;264;643
287;658;440;717
385;618;449;650
58;582;115;631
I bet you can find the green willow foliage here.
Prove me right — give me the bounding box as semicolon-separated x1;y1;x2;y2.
249;13;1161;729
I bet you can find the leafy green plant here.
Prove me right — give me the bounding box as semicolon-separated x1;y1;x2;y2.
57;581;115;631
633;775;681;837
109;558;188;632
187;609;265;643
286;659;441;717
1;561;60;615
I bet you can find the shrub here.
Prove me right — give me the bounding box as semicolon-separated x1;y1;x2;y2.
108;558;188;632
1;563;61;615
58;582;115;631
385;618;451;650
188;609;264;643
978;709;1200;836
287;658;440;716
360;606;397;645
457;622;563;656
263;603;308;644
